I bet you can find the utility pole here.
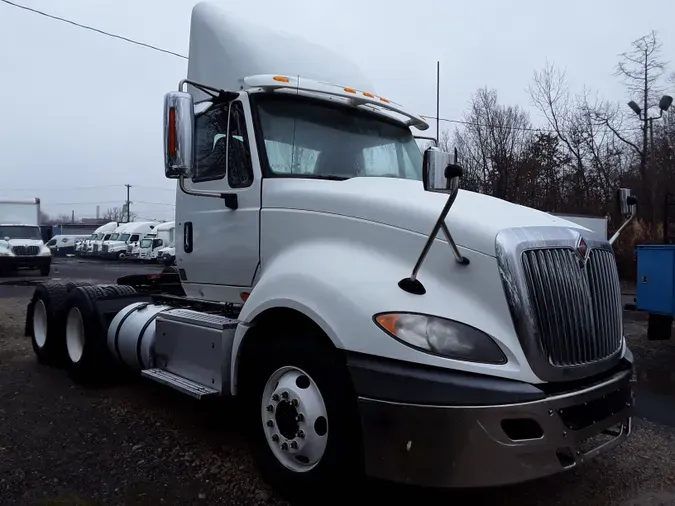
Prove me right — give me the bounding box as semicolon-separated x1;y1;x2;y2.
125;184;132;223
627;95;673;222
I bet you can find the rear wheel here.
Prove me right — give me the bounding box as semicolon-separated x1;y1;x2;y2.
63;284;137;384
28;281;91;366
240;328;363;502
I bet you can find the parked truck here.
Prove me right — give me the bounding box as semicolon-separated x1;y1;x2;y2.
100;221;158;260
135;221;175;262
24;2;635;501
0;198;52;276
77;221;118;257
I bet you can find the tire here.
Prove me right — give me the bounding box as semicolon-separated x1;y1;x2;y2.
39;264;51;277
63;284;137;384
239;329;363;502
116;252;126;261
27;281;92;366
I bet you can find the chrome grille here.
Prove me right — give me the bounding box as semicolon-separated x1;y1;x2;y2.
11;245;39;256
93;244;99;253
522;247;623;367
102;245;109;253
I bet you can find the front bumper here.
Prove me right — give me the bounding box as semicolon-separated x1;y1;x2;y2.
348;353;633;488
0;255;51;270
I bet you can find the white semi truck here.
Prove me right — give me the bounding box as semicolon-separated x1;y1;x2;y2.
78;221;118;256
135;221;175;262
25;2;635;500
101;221;158;260
0;198;52;276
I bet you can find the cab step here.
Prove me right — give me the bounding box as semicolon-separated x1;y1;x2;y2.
141;368;219;399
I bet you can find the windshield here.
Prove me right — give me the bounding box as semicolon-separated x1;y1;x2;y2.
255;95;423;181
109;233;119;241
0;225;41;240
120;233;131;242
89;233;98;240
140;239;152;248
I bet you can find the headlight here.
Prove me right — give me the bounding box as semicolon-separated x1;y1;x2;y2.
374;312;506;365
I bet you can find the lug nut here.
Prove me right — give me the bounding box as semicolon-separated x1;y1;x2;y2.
272;394;280;402
281;391;289;400
296;413;304;422
266;420;274;427
290;441;298;450
281;442;289;451
266;404;274;413
271;434;279;442
297;430;305;438
290;398;299;407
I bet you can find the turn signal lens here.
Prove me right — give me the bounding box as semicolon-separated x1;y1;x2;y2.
374;313;506;365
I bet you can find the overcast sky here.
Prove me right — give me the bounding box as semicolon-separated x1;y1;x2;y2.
0;0;673;221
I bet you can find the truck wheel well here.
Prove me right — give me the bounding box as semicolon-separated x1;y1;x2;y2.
237;307;342;385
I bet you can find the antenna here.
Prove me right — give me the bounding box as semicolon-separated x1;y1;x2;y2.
436;61;440;146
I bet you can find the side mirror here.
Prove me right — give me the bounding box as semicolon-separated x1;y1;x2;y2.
609;188;638;245
616;188;637;218
422;147;463;194
163;91;195;179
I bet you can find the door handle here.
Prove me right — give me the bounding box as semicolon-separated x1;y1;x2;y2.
184;222;193;253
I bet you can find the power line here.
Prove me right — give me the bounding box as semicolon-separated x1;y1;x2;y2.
421;114;645;135
1;1;649;138
0;0;187;59
40;200;174;207
135;200;175;207
133;185;176;193
0;184;125;192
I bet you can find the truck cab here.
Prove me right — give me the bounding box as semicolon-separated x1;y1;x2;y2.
101;222;158;260
136;221;174;262
27;2;635;501
0;199;51;276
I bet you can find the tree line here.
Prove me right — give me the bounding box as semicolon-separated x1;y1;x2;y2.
439;31;674;279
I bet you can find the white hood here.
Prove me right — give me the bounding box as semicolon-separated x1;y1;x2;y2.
0;238;45;248
263;177;590;256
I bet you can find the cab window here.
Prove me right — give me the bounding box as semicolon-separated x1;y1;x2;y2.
192;101;253;188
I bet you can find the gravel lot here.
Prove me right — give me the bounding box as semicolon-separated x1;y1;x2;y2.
1;265;675;505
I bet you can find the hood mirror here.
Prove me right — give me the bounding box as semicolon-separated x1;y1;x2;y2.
616;188;637;218
422;147;463;195
399;147;469;296
609;188;638;245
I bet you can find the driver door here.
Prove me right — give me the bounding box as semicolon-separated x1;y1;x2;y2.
175;97;261;295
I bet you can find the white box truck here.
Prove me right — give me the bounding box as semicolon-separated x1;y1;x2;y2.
24;3;636;501
0;198;52;276
550;213;608;241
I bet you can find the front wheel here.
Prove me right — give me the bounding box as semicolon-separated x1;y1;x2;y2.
39;263;51;276
240;333;363;502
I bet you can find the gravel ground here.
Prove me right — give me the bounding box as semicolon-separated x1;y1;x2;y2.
2;295;675;505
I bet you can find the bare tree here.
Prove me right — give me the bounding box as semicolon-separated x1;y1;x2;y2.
602;31;668;220
530;62;629;212
453;88;531;200
102;206;136;222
